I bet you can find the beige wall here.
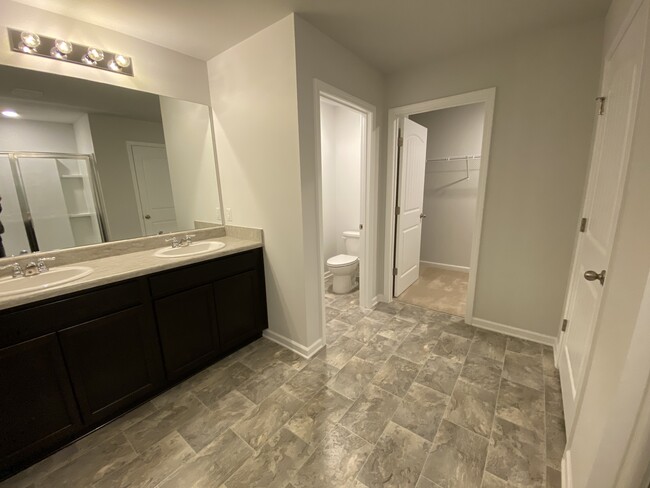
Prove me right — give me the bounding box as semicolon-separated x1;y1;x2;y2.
386;18;605;338
159;97;222;230
410;104;485;269
294;15;386;346
0;1;210;104
207;16;309;347
566;1;650;486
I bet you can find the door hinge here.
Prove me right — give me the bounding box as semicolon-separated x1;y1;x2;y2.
395;205;401;216
359;223;364;230
580;217;588;232
596;96;607;115
398;136;404;147
393;267;398;276
561;319;569;332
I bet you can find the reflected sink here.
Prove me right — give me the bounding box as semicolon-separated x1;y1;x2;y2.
0;266;93;297
154;240;226;258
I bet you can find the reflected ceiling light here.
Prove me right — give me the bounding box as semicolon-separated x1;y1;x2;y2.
50;39;73;59
19;31;40;53
8;28;134;76
1;109;20;118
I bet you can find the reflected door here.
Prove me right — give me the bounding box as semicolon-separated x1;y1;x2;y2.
129;144;177;236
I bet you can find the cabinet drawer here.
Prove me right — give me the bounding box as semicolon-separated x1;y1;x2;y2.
0;280;144;349
149;249;260;298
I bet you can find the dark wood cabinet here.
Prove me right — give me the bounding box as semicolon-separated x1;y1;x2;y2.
58;306;165;425
154;285;220;381
0;334;82;473
0;247;267;479
214;270;262;351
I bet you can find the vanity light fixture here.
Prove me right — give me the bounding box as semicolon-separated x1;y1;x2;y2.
50;39;73;59
1;109;20;118
19;31;40;53
7;28;134;76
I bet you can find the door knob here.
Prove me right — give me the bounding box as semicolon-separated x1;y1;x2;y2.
420;213;427;219
145;214;151;220
584;269;606;286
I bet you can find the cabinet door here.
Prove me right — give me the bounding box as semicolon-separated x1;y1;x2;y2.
0;334;81;472
154;284;220;381
214;270;262;351
58;306;164;426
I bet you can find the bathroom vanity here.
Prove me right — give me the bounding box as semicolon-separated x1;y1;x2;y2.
0;236;267;477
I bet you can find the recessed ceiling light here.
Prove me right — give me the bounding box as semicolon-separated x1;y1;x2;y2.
1;110;20;118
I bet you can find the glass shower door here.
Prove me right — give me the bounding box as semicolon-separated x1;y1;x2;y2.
0;154;30;256
16;155;105;252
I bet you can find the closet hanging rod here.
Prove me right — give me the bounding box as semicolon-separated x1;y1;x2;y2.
426;154;481;163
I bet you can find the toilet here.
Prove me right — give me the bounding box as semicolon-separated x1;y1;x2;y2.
327;230;360;294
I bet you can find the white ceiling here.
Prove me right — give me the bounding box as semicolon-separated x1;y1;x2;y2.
13;0;611;73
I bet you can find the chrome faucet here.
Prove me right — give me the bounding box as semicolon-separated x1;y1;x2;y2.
0;263;25;278
165;236;182;248
37;257;56;273
180;234;196;247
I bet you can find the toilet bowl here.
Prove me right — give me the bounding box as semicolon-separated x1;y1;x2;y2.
327;230;360;294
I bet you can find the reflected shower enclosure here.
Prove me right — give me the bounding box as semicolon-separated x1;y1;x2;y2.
0;152;107;255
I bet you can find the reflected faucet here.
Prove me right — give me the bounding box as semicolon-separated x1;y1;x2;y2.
165;236;182;248
180;234;196;247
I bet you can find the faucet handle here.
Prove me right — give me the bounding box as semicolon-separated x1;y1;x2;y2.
37;257;56;272
0;263;24;278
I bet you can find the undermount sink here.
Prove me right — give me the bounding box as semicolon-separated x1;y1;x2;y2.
0;266;93;297
154;240;226;258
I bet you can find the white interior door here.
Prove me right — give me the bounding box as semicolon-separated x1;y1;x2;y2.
559;6;646;432
130;144;178;236
394;117;428;296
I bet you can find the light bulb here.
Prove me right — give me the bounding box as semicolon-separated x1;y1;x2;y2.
113;54;130;68
54;39;73;54
87;47;104;62
20;32;40;49
1;110;20;118
107;59;120;71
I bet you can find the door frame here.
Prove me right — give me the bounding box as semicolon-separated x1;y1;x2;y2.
313;80;378;332
126;141;167;236
383;87;496;324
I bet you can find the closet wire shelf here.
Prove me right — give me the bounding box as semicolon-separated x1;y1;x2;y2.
425;154;481;183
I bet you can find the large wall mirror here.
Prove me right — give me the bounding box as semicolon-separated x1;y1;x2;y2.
0;65;223;258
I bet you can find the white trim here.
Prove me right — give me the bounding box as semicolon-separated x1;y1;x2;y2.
420;260;470;273
383;88;496;328
471;317;556;347
263;329;324;359
323;270;333;281
563;453;572;488
313;80;378;347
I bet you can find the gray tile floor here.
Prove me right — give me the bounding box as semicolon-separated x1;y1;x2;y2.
2;286;566;488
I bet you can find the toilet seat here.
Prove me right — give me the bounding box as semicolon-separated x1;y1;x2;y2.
326;254;358;268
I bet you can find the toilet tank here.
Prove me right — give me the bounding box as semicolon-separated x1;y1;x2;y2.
342;230;360;256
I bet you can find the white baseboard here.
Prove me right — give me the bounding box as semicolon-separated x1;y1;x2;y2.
420;260;470;273
471;317;556;347
263;329;324;359
376;294;389;303
370;295;380;308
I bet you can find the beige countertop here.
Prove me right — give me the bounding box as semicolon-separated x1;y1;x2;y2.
0;235;262;312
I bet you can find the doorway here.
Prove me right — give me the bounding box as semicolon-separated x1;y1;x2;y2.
314;81;377;345
384;88;496;324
